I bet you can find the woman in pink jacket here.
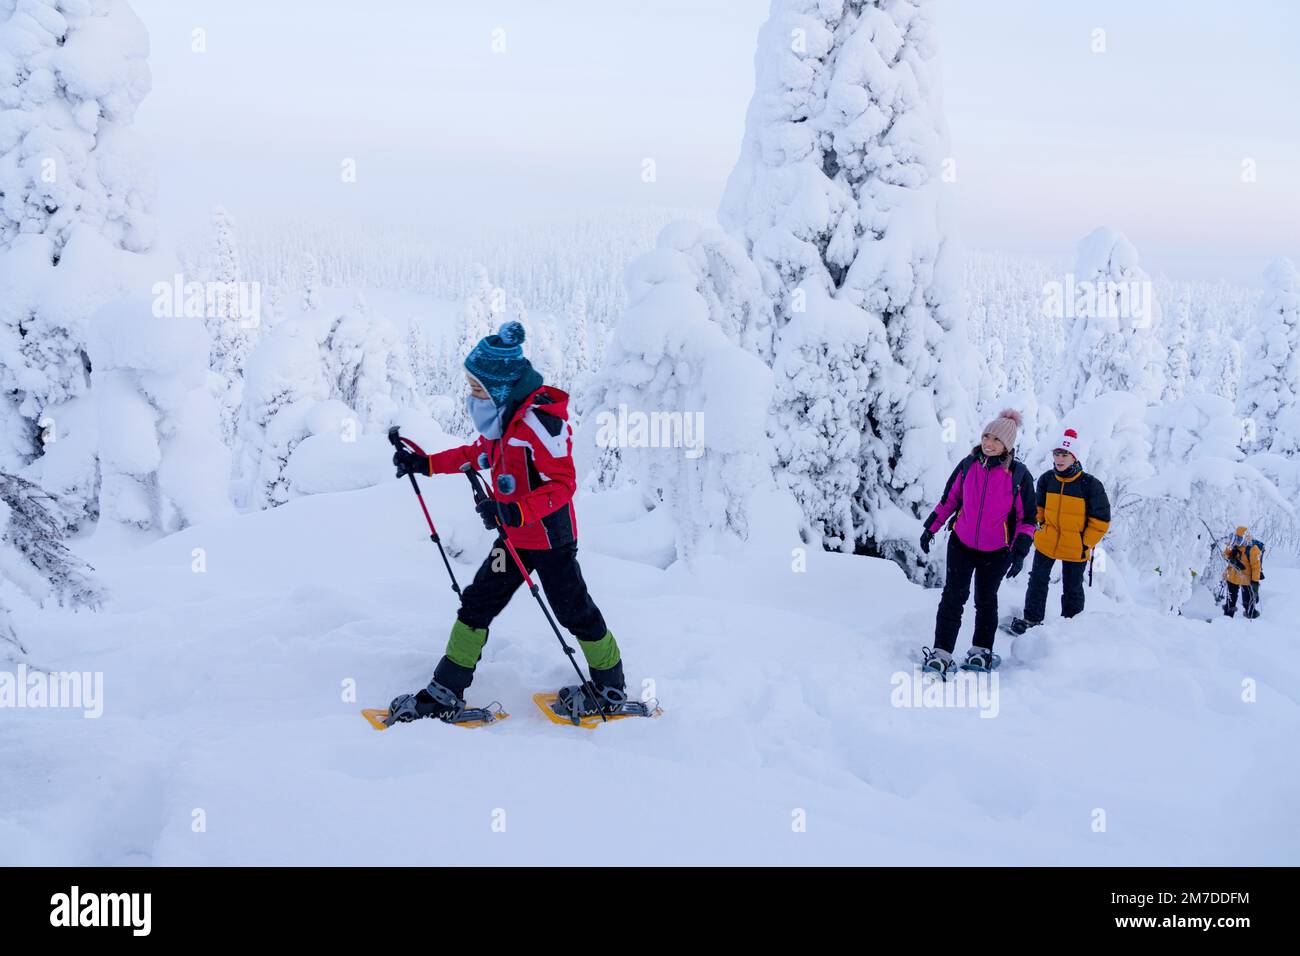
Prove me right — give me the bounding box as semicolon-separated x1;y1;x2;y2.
917;409;1037;678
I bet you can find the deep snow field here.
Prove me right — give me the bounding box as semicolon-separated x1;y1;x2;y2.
2;476;1296;866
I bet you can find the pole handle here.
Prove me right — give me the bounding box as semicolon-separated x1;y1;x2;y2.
461;464;490;505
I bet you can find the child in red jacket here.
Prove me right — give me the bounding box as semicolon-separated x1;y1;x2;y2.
386;321;626;722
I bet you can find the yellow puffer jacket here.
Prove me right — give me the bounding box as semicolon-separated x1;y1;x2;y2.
1033;464;1111;563
1223;544;1262;585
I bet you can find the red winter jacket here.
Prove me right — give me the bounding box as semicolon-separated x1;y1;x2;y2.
426;386;578;551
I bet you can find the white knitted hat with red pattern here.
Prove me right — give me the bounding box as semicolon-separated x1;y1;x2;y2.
1054;427;1084;462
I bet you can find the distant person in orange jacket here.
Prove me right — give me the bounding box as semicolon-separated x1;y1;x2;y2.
1222;526;1262;619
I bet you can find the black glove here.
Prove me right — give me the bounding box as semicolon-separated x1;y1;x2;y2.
1229;556;1246;572
1005;553;1025;579
919;529;934;555
476;498;522;530
393;449;427;478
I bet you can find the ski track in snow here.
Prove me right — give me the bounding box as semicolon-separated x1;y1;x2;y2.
2;481;1296;865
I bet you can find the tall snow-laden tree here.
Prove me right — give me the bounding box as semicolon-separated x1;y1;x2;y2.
1215;334;1243;404
587;221;791;561
982;337;1007;403
301;253;320;312
320;301;420;432
235;318;330;510
1055;228;1165;416
405;321;437;397
718;0;977;571
205;206;258;449
1239;257;1300;455
1162;289;1192;402
0;0;157;529
562;287;591;387
1055;227;1170;416
88;297;232;533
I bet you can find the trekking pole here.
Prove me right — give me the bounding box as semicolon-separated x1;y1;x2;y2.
460;463;607;721
388;426;461;596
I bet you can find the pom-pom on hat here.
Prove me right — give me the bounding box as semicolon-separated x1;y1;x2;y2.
464;320;534;406
982;407;1022;452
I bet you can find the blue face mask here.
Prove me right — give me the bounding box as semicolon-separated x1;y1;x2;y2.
467;395;504;439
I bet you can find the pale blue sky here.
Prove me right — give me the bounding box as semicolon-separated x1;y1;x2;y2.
131;1;1298;283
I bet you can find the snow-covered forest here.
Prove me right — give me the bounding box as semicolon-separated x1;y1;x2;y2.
2;0;1297;870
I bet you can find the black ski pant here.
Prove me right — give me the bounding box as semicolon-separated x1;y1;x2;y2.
1023;550;1086;623
434;540;614;695
934;535;1010;653
1224;581;1259;618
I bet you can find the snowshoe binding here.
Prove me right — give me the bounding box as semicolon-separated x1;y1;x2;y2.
544;682;658;727
960;647;1002;672
919;647;958;681
378;679;505;728
1002;616;1042;636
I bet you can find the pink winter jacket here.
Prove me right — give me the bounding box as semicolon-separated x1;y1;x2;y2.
926;451;1038;554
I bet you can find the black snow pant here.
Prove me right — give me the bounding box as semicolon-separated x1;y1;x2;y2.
1224;581;1259;618
433;540;619;695
1023;550;1087;624
934;535;1011;653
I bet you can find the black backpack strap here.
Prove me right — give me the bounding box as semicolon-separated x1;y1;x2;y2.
1006;460;1036;546
930;454;975;532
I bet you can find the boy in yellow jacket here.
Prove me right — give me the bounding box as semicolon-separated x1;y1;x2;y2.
1222;526;1262;619
1009;427;1110;634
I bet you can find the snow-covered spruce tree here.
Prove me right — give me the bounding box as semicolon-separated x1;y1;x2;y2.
587;221;789;561
301;253;320;311
205;206;258;449
1215;334;1243;404
0;0;157;528
1;470;104;659
562;288;591;388
405;322;437;397
1162;289;1192;403
88;297;231;533
718;0;978;570
982;337;1006;404
1188;318;1223;396
235;318;330;509
319;297;420;433
1239;257;1300;455
513;297;564;384
1055;228;1165;416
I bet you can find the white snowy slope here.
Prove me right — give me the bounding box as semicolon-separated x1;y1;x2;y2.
1;480;1296;865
